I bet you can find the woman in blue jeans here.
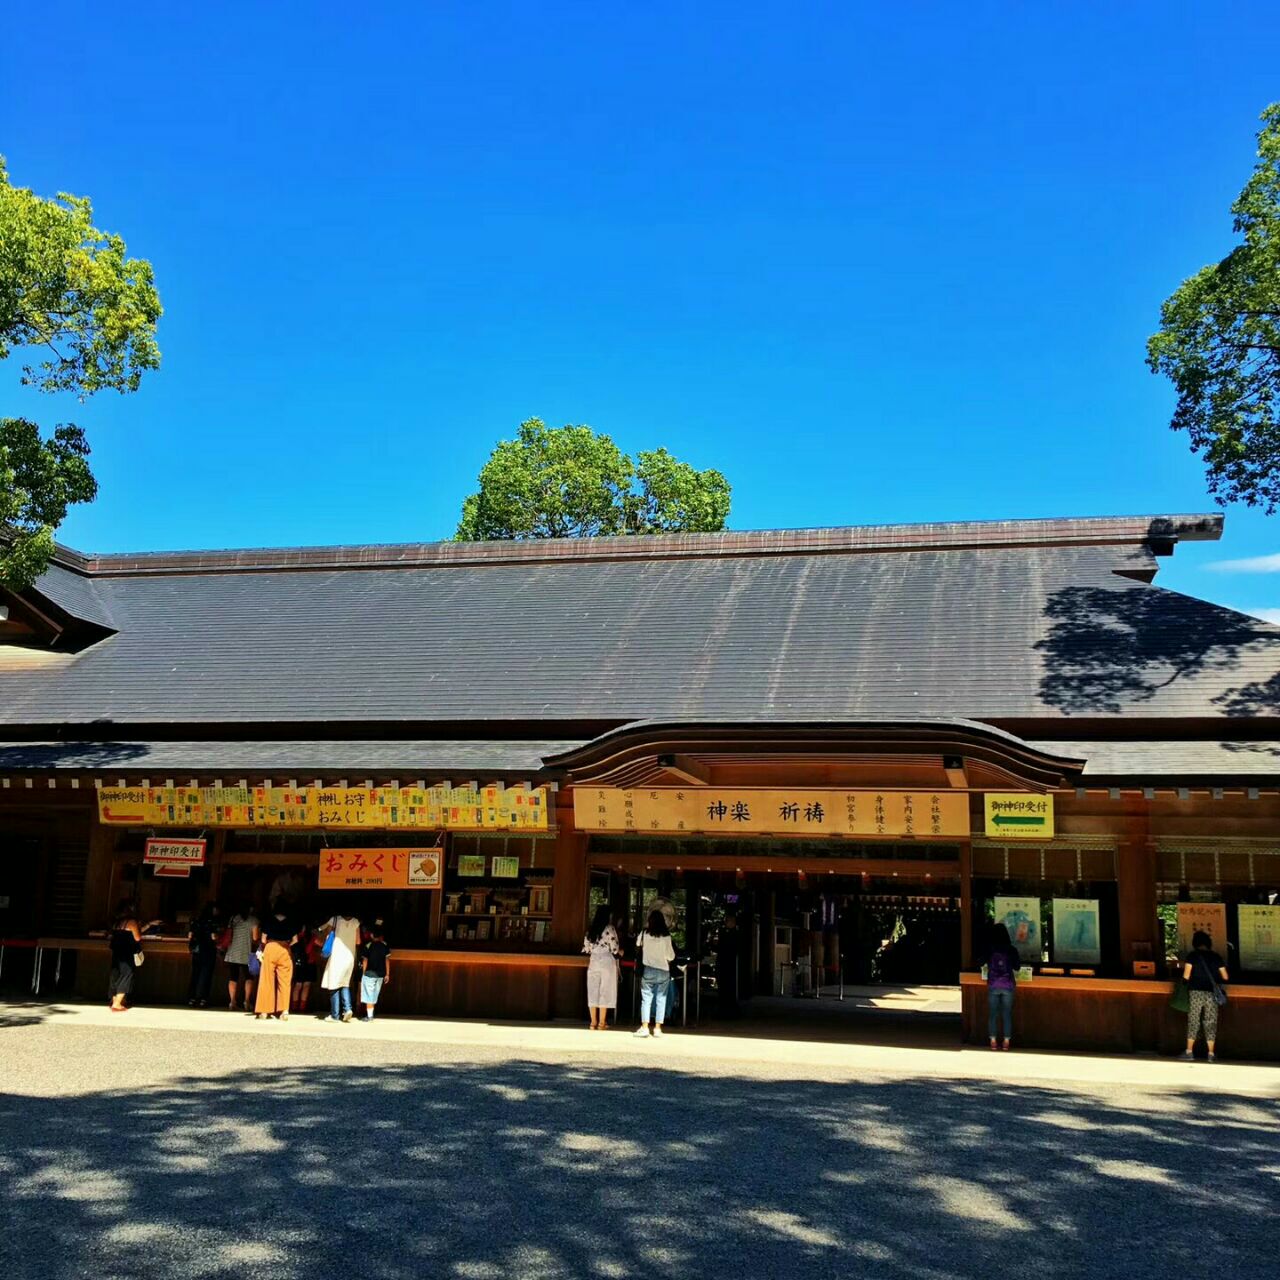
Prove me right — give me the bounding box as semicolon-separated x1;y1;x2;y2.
985;923;1021;1051
634;909;676;1038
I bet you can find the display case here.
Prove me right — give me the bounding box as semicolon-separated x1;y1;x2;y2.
440;835;555;948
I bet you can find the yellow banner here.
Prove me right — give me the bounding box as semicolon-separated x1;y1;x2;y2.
574;788;970;837
983;793;1054;840
97;783;549;831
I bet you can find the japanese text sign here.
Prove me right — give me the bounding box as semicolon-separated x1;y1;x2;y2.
983;794;1054;840
317;847;443;891
98;783;549;832
144;838;207;866
573;788;970;837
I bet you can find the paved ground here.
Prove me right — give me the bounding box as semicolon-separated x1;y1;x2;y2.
1;1002;1277;1280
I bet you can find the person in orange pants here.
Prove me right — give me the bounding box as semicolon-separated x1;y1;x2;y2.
254;907;297;1020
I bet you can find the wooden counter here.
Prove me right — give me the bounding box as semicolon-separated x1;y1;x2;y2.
35;938;589;1021
959;972;1280;1060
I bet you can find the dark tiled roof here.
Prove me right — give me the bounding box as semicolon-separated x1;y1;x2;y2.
0;740;579;774
4;514;1276;728
1027;740;1280;780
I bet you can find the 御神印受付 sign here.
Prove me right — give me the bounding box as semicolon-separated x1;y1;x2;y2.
983;794;1054;840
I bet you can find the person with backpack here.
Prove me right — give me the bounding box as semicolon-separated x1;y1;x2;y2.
1183;930;1229;1062
633;909;676;1038
985;922;1021;1051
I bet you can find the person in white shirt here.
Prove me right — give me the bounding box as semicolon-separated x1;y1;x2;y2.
320;911;361;1022
634;909;676;1038
582;905;622;1031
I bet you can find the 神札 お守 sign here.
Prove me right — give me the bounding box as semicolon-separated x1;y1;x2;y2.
573;789;970;837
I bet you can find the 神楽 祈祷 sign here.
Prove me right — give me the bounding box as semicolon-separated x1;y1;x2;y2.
317;848;443;891
984;794;1054;840
573;789;970;837
144;838;207;866
98;783;549;832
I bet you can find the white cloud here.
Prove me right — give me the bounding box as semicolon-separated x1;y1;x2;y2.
1206;552;1280;573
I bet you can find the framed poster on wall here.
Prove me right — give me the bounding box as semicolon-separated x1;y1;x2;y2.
1238;905;1280;971
1176;902;1228;958
994;896;1042;965
1051;898;1101;966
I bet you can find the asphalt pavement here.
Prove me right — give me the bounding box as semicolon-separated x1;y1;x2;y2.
1;1003;1277;1280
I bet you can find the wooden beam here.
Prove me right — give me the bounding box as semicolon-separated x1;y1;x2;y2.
657;753;711;786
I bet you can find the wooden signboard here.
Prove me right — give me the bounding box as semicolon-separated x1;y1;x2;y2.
573;788;970;837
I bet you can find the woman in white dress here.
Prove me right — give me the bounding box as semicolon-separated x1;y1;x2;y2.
321;910;361;1022
582;905;621;1030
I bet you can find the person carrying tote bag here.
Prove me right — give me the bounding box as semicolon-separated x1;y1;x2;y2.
1182;930;1229;1062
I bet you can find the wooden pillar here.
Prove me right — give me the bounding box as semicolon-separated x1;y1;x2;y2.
1116;797;1155;975
959;839;974;970
81;808;116;932
549;791;588;950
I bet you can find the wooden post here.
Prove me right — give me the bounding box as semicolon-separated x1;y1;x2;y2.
1116;796;1155;975
959;839;974;970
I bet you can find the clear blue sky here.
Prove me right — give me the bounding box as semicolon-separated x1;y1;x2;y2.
4;3;1280;616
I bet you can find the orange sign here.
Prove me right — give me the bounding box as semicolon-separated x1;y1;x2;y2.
317;848;443;891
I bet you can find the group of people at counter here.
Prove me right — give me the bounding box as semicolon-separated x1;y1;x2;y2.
107;899;392;1023
981;920;1234;1060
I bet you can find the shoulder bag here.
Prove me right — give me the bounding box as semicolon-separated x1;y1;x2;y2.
321;919;337;960
1198;953;1229;1008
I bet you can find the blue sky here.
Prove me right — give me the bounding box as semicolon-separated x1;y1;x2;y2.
3;3;1280;616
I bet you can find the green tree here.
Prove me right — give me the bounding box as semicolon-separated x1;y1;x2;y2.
455;418;731;540
0;418;97;591
0;156;160;589
1148;105;1280;509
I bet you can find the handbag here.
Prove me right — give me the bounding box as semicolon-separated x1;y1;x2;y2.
1168;977;1190;1013
1200;954;1229;1008
216;926;233;952
321;921;336;960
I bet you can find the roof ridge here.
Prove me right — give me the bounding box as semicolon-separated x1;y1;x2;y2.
51;513;1222;578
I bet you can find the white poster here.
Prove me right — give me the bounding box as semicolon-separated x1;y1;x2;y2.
1052;898;1101;966
995;896;1042;965
1238;905;1280;971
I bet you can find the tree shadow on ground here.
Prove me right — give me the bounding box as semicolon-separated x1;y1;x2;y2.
1036;583;1280;715
1;1053;1276;1280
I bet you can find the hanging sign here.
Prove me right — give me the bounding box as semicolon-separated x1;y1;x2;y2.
1051;898;1101;965
144;838;207;867
318;847;444;891
574;789;969;837
984;794;1054;840
153;864;192;879
1238;904;1280;971
1176;902;1228;959
98;783;549;832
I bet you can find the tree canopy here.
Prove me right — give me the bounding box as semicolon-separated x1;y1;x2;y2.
0;418;97;591
1148;104;1280;509
0;156;160;590
455;418;731;541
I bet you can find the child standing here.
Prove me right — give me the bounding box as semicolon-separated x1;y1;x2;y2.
361;922;391;1021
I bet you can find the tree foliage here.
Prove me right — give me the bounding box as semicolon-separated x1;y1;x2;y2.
455;418;732;540
1148;104;1280;509
0;157;160;591
0;418;97;591
0;155;162;397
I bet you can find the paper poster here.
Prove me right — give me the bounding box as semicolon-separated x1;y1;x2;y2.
491;856;520;878
457;855;487;877
1052;898;1101;965
995;896;1042;964
1238;905;1280;971
407;849;443;889
1176;902;1228;959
